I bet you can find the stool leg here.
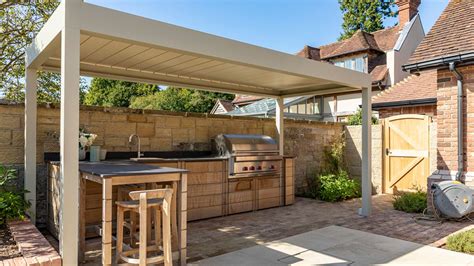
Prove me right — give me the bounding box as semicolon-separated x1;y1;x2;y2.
154;207;161;250
163;203;172;266
139;195;148;266
116;206;124;264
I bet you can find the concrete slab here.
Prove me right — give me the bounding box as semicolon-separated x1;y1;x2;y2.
194;226;474;266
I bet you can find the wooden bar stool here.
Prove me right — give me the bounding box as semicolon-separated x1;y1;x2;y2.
117;185;145;247
116;188;173;266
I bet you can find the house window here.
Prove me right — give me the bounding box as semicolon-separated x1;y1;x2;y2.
333;55;367;73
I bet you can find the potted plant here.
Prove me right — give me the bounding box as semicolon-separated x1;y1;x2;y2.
79;128;97;161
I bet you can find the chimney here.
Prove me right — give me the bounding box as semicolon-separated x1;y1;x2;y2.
396;0;420;25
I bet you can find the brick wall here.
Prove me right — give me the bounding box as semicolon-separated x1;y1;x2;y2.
0;103;344;198
432;65;474;186
377;104;436;120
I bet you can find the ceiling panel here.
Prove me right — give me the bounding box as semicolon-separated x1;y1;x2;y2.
111;48;165;68
147;54;197;72
99;45;150;66
80;36;110;60
131;51;182;70
82;40;130;63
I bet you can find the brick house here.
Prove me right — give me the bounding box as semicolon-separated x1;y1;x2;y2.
214;0;425;122
383;0;474;185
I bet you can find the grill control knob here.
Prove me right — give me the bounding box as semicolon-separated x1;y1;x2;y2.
270;165;275;169
257;166;262;170
249;166;255;171
242;166;248;171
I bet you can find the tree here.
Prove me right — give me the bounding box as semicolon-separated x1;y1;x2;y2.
338;0;397;40
130;87;234;113
84;78;158;107
0;1;88;103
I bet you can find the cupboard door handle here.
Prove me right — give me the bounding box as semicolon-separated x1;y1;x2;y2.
235;181;251;191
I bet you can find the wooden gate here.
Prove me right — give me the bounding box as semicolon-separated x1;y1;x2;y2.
382;115;430;193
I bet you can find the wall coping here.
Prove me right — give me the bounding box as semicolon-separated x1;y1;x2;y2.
0;101;343;126
5;219;61;265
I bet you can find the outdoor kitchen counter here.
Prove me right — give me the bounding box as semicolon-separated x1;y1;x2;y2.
75;160;188;265
79;160;188;176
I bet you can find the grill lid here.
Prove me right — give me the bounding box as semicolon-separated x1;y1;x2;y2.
214;134;278;157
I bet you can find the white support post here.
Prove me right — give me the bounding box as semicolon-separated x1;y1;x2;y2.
24;68;37;224
275;97;284;155
360;86;372;217
59;22;81;265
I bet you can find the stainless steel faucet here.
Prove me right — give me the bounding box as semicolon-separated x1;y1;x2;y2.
129;134;144;158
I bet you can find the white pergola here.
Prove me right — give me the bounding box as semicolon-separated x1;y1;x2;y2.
25;1;372;264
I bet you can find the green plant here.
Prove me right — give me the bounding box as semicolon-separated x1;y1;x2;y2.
392;191;427;213
318;170;360;202
305;133;360;201
446;229;474;254
0;165;30;224
347;108;378;125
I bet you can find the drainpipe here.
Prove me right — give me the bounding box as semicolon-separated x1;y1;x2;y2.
449;62;464;181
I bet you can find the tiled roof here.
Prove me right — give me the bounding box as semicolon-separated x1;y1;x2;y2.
314;26;401;60
321;31;383;59
372;70;437;105
370;65;388;83
232;95;264;105
408;0;474;64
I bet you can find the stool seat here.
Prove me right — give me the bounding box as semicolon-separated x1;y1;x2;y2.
116;198;163;208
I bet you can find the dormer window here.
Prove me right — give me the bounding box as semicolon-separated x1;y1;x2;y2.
333;55;367;73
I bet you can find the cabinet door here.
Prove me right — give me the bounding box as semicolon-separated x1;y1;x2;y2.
284;158;295;205
228;178;254;214
257;176;281;210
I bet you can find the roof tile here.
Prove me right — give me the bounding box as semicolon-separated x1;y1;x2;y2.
372;70;437;104
408;0;474;64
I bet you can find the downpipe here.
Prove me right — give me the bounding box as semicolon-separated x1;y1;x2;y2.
449;62;464;182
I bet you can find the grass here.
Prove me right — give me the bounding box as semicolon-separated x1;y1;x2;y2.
446;229;474;254
393;191;427;213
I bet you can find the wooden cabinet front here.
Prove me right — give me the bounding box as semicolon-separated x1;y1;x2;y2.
228;178;255;214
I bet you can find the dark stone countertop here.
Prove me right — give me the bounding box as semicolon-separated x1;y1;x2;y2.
129;156;227;163
78;160;187;178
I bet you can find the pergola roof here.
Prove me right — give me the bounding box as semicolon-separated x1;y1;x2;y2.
27;2;370;98
24;2;372;264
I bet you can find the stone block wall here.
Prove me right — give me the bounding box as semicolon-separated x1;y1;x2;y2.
344;124;383;194
0;103;344;225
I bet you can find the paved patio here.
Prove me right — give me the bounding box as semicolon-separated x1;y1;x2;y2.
80;194;473;264
193;226;474;265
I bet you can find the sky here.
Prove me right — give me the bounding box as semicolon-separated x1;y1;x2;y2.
84;0;449;54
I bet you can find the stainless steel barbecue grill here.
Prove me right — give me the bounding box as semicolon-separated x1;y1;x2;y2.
214;134;282;178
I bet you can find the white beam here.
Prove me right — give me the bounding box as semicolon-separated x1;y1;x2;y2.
360;86;372;217
59;2;81;263
25;3;63;68
275;97;284;155
24;67;37;224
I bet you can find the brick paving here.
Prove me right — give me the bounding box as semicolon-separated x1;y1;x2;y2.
76;194;472;264
186;195;473;262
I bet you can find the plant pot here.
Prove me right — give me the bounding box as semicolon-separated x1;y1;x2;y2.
79;147;86;161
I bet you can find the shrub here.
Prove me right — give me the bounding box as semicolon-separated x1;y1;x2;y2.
347;108;378;125
446;229;474;254
318;170;360;202
0;165;30;225
393;191;427;213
